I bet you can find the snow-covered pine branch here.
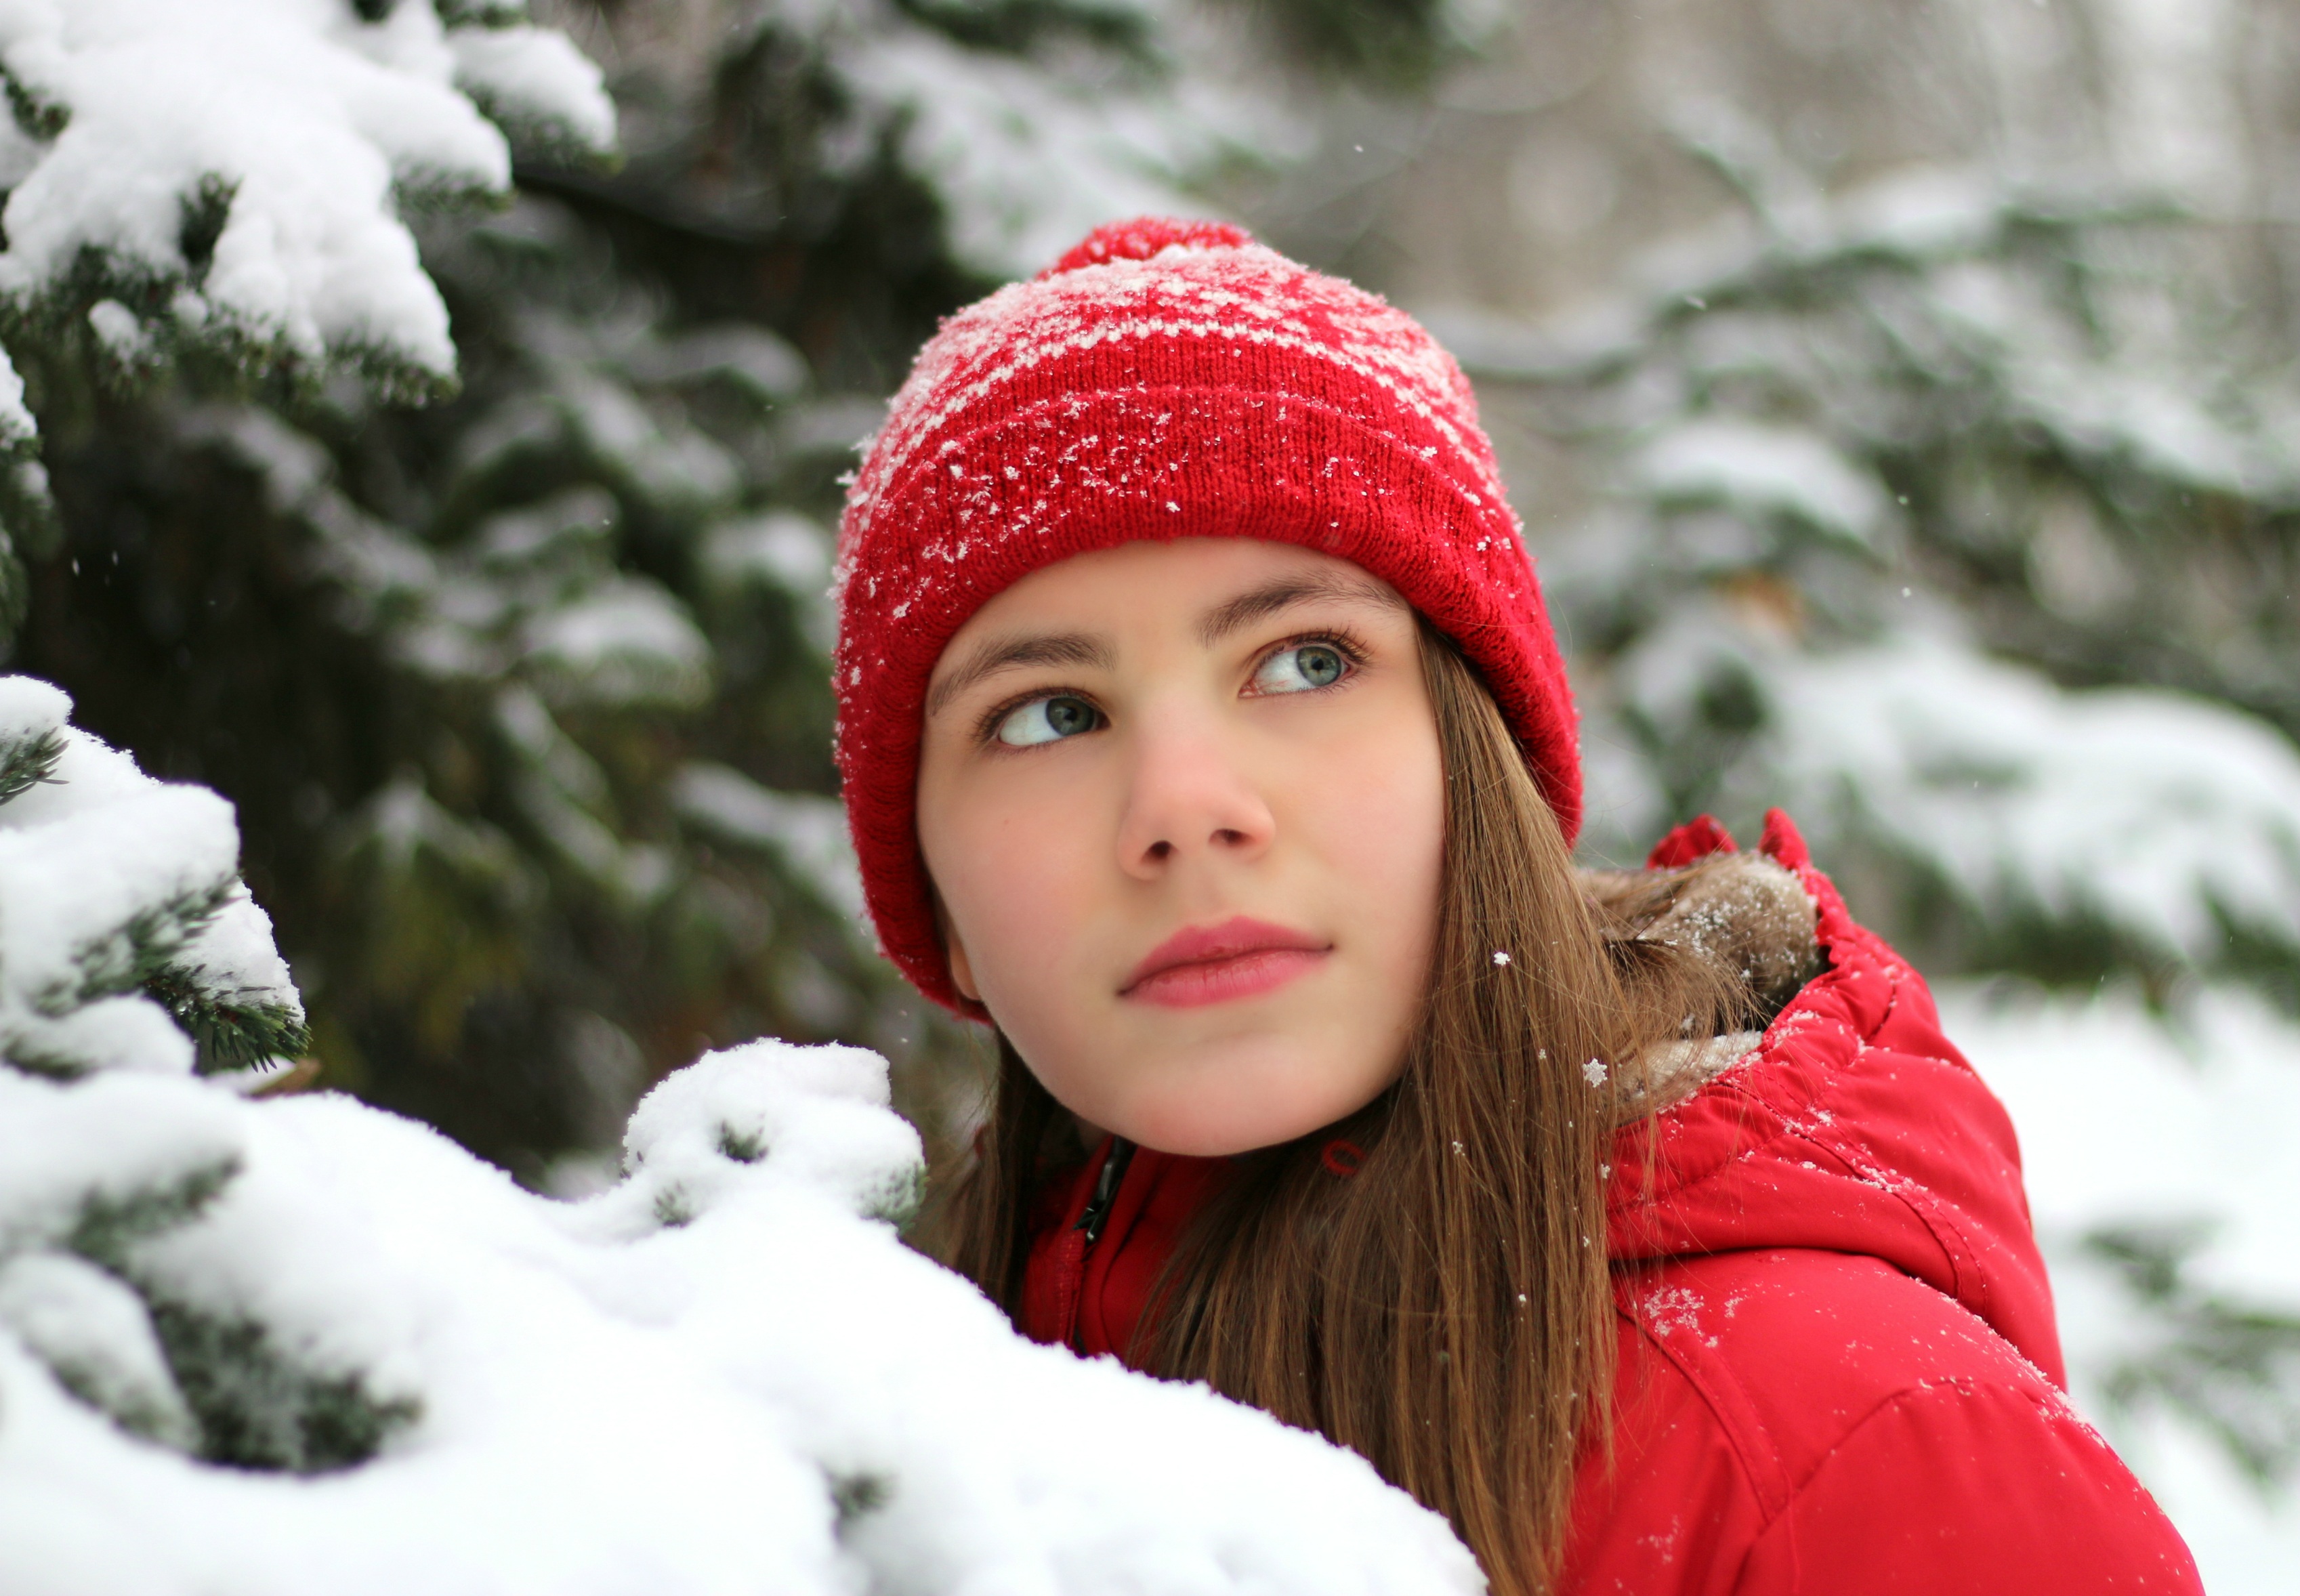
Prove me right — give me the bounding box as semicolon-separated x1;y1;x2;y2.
782;0;1276;281
1440;156;2300;996
0;676;304;1078
0;0;616;627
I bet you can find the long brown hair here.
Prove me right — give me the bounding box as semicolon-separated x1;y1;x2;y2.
926;621;1746;1593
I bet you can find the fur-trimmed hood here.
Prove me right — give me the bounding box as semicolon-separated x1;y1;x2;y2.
1602;809;2062;1384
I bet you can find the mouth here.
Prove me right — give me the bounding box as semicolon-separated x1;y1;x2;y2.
1121;915;1331;1009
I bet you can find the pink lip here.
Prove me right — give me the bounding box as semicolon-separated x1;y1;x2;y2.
1121;916;1331;1009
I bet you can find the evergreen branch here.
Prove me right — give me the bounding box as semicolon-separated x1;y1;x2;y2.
0;722;62;803
0;537;24;648
141;966;312;1074
65;1154;243;1267
143;1299;423;1474
46;876;236;1015
2085;1223;2300;1488
892;0;1156;58
1;63;66;140
436;0;529;24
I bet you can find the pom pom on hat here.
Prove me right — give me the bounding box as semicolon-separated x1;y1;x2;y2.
834;217;1579;1015
1041;216;1255;277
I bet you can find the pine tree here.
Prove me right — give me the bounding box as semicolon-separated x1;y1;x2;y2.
1440;112;2300;1489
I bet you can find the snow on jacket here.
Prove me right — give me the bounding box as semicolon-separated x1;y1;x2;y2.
1018;811;2202;1594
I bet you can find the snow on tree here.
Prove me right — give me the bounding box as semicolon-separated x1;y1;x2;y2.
0;675;1483;1595
0;675;305;1077
1429;108;2300;1511
0;0;615;630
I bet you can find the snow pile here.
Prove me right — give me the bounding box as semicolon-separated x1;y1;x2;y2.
0;675;1480;1596
0;0;613;392
0;1047;1484;1596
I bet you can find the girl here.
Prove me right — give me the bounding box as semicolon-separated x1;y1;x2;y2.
831;218;2201;1593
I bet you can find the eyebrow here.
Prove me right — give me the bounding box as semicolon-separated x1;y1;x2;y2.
1192;570;1406;647
926;631;1113;719
923;568;1407;720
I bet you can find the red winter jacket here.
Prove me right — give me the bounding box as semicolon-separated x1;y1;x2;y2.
1018;812;2202;1594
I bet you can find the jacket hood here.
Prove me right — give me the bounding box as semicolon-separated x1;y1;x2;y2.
1604;810;2066;1385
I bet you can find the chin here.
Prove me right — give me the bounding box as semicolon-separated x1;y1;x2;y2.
1110;1068;1364;1160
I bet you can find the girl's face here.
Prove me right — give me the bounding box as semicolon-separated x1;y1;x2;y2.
916;538;1444;1156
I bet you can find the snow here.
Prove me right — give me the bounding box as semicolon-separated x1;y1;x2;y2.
1634;417;1887;549
171;889;301;1033
0;342;32;448
1950;982;2300;1309
846;27;1232;281
0;1250;197;1449
777;0;1281;284
0;0;613;393
0;1037;1486;1596
1765;633;2300;967
0;670;66;751
703;509;837;648
703;508;833;595
558;365;743;511
84;298;150;367
518;574;713;709
628;324;808;402
0;693;1478;1589
0;676;305;1080
1947;980;2300;1595
446;21;614;159
188;396;714;720
673;761;866;925
0;704;235;1077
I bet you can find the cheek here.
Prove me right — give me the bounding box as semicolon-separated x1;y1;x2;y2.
920;772;1103;1011
1305;717;1446;964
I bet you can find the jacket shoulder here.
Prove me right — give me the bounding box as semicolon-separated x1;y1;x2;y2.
1562;1248;2200;1595
1607;810;2069;1383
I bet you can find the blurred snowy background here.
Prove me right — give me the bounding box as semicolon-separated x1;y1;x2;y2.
0;0;2294;1588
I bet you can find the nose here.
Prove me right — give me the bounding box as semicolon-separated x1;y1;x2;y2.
1114;705;1276;880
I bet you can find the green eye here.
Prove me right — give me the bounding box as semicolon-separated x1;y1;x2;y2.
996;694;1102;747
1253;643;1348;694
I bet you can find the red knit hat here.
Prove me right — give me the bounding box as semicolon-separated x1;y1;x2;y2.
834;217;1578;1014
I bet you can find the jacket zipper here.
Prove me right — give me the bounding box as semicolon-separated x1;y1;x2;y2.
1076;1137;1135;1246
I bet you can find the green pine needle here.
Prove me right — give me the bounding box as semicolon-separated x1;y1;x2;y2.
66;1154;243;1267
54;876;234;1013
0;723;64;803
142;966;312;1074
144;1299;423;1473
